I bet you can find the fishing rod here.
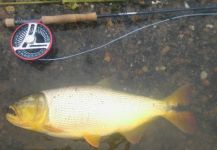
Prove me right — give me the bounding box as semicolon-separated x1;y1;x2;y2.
4;5;217;61
5;5;217;27
0;0;125;6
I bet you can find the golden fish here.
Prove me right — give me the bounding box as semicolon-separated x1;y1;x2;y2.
6;84;196;148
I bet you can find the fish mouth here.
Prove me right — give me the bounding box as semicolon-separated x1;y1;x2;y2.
6;105;22;127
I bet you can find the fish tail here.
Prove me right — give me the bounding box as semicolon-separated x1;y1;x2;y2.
164;84;193;106
163;111;196;134
162;84;196;133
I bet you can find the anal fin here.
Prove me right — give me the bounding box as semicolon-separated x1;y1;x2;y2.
84;134;101;148
121;125;146;144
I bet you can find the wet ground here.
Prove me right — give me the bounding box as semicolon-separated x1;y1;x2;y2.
0;0;217;150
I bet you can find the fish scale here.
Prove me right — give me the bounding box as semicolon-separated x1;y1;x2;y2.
43;86;163;137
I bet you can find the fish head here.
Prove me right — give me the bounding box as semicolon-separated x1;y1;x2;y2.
6;93;48;131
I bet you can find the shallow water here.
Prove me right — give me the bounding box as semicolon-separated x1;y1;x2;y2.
0;1;217;150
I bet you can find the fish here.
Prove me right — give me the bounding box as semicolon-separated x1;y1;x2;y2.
6;84;196;148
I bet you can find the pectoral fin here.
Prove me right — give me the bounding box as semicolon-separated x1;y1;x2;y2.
84;134;101;148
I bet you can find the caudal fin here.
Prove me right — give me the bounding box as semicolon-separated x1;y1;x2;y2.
164;84;193;106
163;111;196;133
163;84;196;133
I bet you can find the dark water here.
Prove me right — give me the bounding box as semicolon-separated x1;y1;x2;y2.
0;1;217;150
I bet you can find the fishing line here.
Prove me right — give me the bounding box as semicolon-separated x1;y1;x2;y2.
39;12;217;61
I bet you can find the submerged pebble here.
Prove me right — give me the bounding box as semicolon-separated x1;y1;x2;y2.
200;71;210;86
106;18;114;29
104;52;112;63
200;71;208;80
155;65;166;71
205;24;214;29
189;25;195;31
161;46;171;55
202;79;210;86
142;65;149;73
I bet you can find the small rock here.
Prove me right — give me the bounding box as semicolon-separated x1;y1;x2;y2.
106;18;114;29
138;0;145;5
189;25;195;31
137;40;142;45
142;65;149;72
131;15;140;22
90;4;95;9
135;69;144;76
161;46;171;55
155;65;166;71
152;0;161;5
172;57;188;65
206;24;214;29
104;52;112;63
202;79;210;86
178;33;184;39
200;71;208;80
184;2;190;8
